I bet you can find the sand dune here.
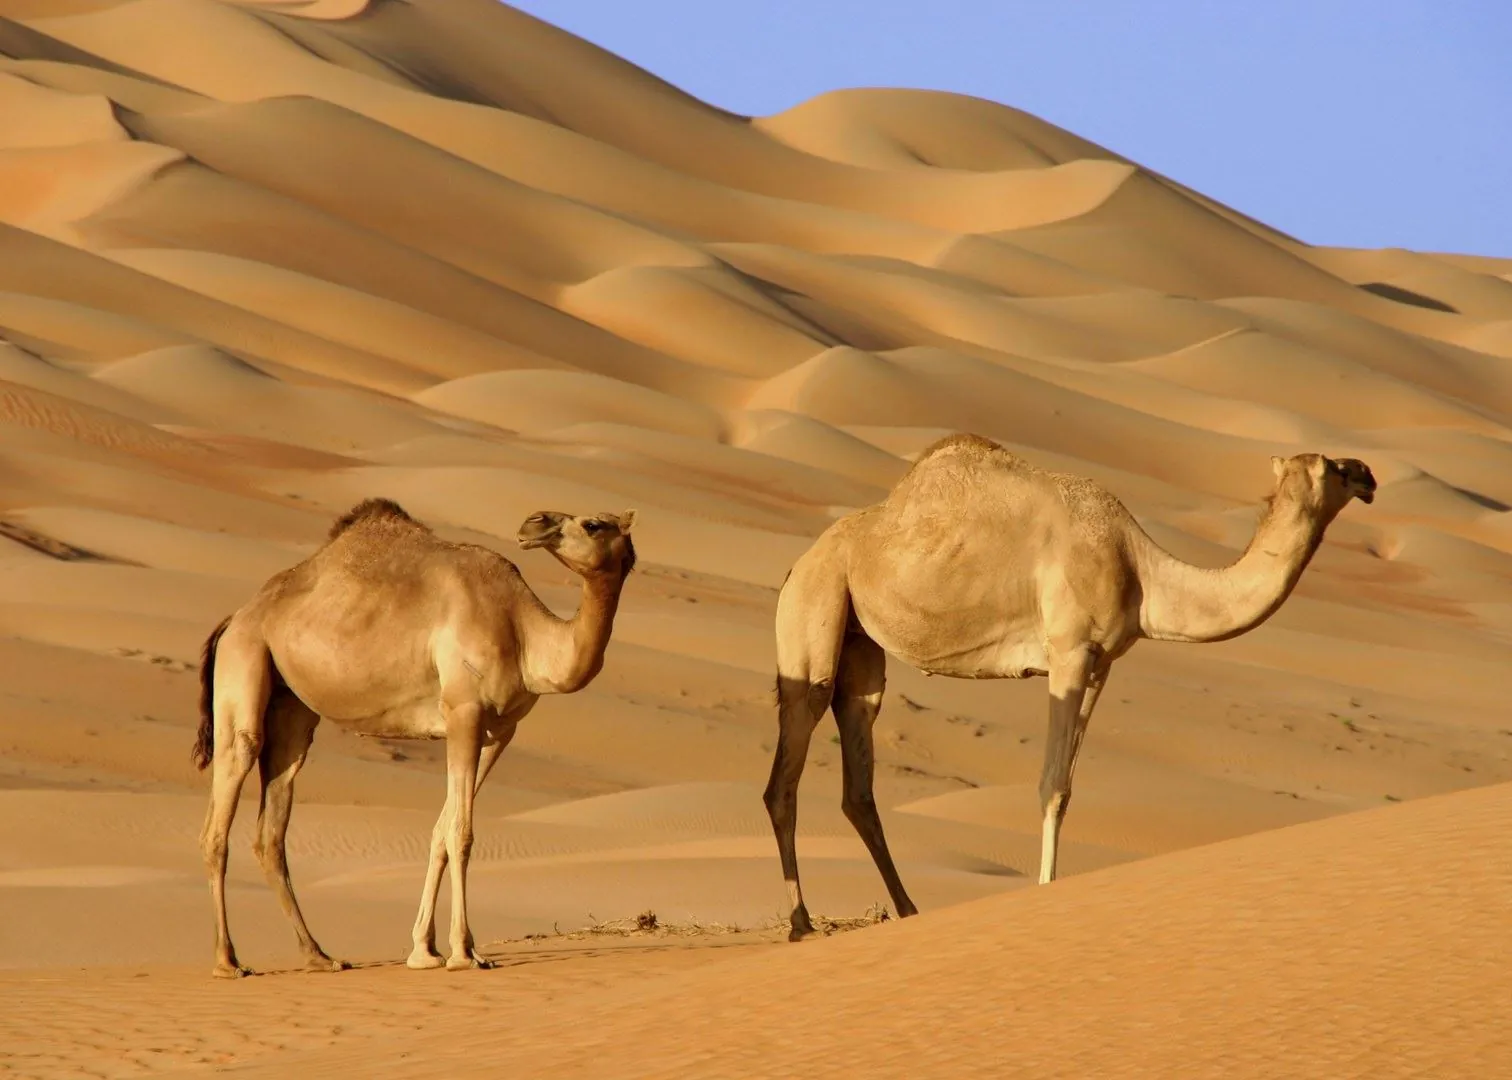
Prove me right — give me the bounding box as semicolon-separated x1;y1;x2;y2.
3;782;1505;1077
0;0;1509;1075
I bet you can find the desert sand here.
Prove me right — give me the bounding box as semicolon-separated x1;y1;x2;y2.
0;0;1509;1076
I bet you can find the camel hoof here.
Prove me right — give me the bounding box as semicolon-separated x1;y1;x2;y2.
406;950;446;970
787;908;815;942
212;963;253;980
307;955;350;973
446;953;493;971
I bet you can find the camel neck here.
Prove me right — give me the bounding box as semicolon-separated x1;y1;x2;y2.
527;567;625;695
1136;496;1329;644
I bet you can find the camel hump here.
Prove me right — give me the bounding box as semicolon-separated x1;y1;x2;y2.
328;497;425;539
904;432;1015;477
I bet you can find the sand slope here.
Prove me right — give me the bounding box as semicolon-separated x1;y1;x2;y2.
0;1;1510;1074
3;782;1506;1077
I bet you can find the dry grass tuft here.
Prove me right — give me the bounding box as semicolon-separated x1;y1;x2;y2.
486;904;892;948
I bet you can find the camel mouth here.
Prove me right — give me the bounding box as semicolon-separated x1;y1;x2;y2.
516;513;565;549
516;528;560;550
1336;459;1376;505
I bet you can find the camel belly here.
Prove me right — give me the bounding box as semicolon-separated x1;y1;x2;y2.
325;698;448;739
273;650;439;724
888;633;1048;680
852;594;1048;680
913;640;1048;680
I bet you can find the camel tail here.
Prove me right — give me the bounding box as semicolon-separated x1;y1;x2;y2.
772;568;795;706
193;616;232;771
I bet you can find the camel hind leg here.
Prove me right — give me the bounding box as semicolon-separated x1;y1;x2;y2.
766;547;849;941
252;692;346;971
833;630;918;919
199;622;271;979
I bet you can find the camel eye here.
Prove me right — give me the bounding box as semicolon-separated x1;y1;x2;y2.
582;521;604;534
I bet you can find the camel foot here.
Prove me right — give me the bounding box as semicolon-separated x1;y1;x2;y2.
446;951;493;971
212;962;253;980
305;954;350;973
787;907;815;943
406;948;446;970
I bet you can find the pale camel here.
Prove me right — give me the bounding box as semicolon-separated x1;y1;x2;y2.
768;435;1375;938
192;498;636;978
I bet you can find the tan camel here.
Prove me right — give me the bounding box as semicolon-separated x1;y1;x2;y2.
192;498;636;978
768;435;1375;938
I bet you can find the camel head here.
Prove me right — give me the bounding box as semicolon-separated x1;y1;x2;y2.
517;509;638;576
1270;453;1377;515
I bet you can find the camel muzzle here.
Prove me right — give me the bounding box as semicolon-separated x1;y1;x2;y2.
517;511;567;549
1336;458;1376;504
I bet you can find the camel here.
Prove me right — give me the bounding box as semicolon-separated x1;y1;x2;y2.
767;435;1375;939
192;498;637;978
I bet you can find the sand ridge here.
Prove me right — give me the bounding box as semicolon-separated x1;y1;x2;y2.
0;1;1510;1075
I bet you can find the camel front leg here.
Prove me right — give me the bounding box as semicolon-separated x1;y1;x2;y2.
442;704;488;970
406;728;512;970
406;792;454;969
1037;648;1109;885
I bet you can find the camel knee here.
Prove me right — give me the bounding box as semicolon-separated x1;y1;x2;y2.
762;782;788;824
254;837;286;878
775;672;834;716
214;727;261;771
841;788;877;827
763;739;814;819
805;677;834;717
202;831;228;871
237;729;263;760
448;825;474;861
763;769;801;829
1040;787;1068;822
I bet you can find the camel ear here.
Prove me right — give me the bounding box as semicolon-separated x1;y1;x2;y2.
1271;456;1286;479
618;509;637;533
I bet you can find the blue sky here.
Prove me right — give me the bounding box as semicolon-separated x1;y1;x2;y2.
508;1;1509;258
